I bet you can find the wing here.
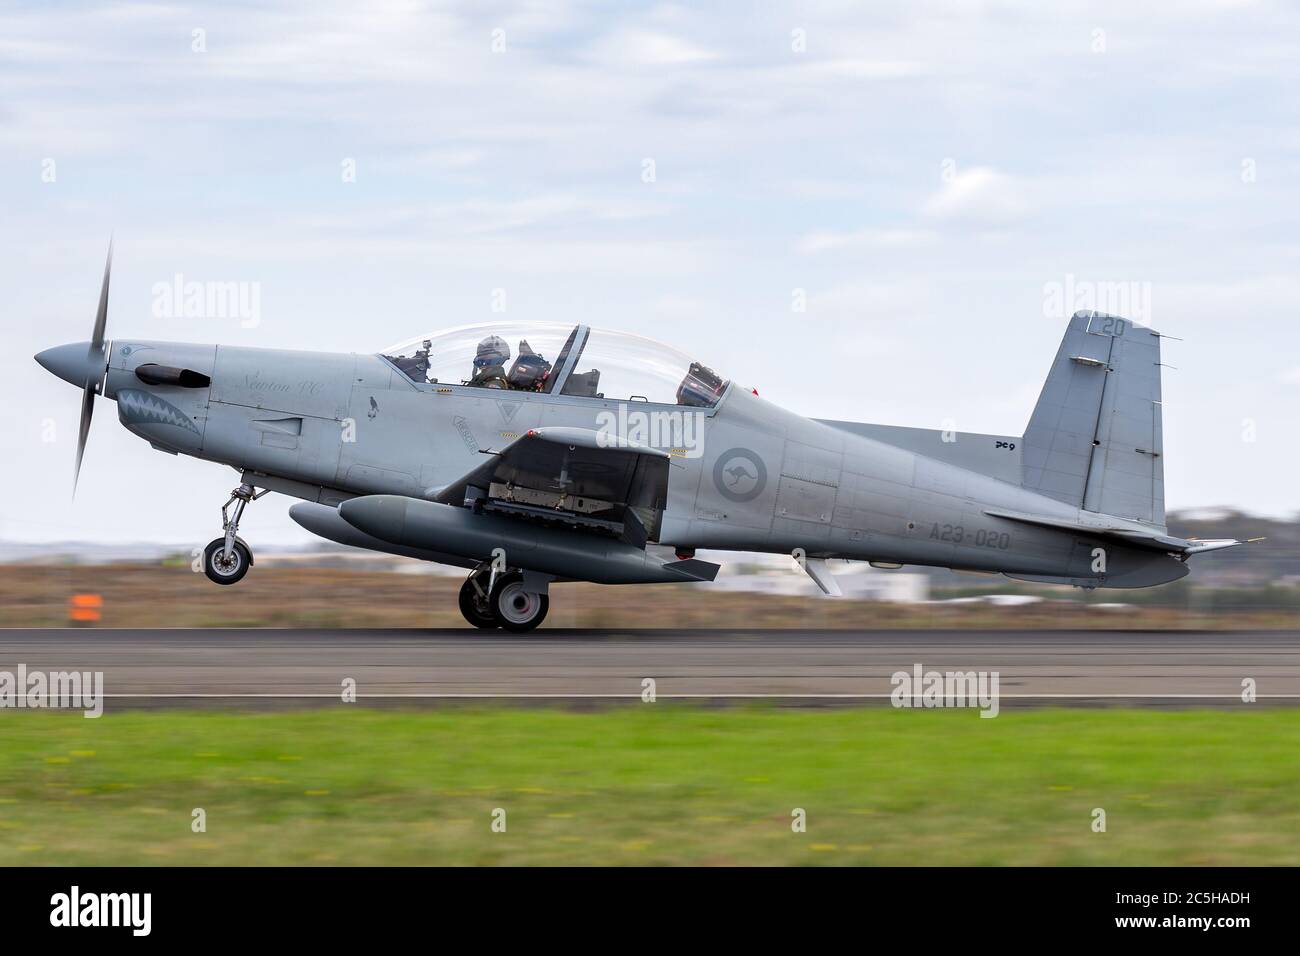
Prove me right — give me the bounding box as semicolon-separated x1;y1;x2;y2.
434;427;671;547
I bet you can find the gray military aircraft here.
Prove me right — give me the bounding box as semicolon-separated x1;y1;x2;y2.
36;245;1244;630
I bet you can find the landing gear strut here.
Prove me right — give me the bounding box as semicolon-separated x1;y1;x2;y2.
202;483;266;586
457;564;550;632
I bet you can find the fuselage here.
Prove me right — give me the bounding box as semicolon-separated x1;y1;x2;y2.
89;337;1186;589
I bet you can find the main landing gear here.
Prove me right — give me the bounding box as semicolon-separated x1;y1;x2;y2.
202;483;267;586
458;563;550;632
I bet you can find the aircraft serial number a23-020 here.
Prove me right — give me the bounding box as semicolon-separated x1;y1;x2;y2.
36;246;1245;630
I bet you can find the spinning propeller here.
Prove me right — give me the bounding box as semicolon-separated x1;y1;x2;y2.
33;240;113;495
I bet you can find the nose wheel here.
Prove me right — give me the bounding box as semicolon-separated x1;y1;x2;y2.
202;482;265;586
203;537;252;585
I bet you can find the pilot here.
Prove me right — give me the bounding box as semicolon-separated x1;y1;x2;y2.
470;335;511;388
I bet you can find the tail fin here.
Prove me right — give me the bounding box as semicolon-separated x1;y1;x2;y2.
1022;311;1165;527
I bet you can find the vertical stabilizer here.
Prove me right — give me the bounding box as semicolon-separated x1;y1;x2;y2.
1022;311;1165;528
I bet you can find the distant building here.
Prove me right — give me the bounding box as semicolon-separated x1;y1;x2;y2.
710;554;928;603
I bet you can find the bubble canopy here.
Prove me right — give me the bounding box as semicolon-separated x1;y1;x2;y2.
380;324;729;408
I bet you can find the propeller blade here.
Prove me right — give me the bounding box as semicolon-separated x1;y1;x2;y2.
73;381;95;496
90;237;112;353
74;237;112;498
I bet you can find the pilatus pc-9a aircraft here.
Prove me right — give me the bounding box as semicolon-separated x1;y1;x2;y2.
36;246;1244;630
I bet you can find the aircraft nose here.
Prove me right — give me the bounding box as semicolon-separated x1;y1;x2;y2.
35;341;99;388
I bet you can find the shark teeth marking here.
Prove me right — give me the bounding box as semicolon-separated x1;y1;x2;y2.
117;388;200;434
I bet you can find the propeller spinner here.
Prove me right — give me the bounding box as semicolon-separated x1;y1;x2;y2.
33;240;113;495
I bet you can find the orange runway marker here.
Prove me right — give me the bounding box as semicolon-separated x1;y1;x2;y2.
68;593;103;626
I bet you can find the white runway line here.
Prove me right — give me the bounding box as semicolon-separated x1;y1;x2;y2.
32;692;1300;700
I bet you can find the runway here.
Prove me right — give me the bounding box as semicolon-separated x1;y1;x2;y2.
1;628;1298;706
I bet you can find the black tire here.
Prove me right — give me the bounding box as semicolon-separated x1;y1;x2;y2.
458;575;498;629
203;538;251;586
489;571;549;632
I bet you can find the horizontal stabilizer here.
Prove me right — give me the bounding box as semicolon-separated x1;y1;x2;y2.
1181;538;1251;556
984;506;1245;556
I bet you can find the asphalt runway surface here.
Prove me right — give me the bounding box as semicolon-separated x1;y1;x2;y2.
1;628;1298;707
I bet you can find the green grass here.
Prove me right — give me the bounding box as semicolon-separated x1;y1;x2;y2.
1;707;1298;865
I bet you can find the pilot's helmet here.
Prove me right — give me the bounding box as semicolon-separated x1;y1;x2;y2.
474;335;510;370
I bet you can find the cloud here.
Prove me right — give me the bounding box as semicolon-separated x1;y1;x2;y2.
590;29;719;67
921;167;1030;226
796;228;934;255
804;59;931;80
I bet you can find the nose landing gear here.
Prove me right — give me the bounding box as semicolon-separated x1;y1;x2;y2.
202;483;267;586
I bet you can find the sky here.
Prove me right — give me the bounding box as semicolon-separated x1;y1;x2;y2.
1;0;1297;546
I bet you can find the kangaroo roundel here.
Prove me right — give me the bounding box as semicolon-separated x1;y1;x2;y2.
713;448;767;502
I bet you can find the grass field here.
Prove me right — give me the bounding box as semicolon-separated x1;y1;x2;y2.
1;706;1298;865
